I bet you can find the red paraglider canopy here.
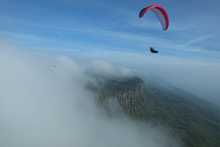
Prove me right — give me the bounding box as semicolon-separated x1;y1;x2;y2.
139;3;170;31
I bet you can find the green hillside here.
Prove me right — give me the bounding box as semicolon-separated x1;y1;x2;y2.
88;76;220;147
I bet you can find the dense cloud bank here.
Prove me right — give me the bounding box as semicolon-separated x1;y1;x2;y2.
0;46;182;147
0;42;219;147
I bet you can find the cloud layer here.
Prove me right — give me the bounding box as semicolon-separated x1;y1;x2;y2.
0;45;182;147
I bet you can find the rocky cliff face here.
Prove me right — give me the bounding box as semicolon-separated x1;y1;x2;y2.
87;75;220;147
96;77;146;117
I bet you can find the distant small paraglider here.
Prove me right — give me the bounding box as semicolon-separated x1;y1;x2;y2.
149;47;159;54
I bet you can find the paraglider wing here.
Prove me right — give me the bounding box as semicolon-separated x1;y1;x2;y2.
139;4;170;31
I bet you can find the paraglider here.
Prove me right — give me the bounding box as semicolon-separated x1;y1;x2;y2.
139;3;170;31
139;3;170;54
149;47;159;54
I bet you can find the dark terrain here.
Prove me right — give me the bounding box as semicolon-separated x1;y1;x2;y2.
87;75;220;147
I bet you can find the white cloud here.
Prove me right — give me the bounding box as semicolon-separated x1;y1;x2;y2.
0;44;181;147
184;34;214;47
1;14;218;53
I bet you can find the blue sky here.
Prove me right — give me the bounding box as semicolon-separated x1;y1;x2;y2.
0;0;220;59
